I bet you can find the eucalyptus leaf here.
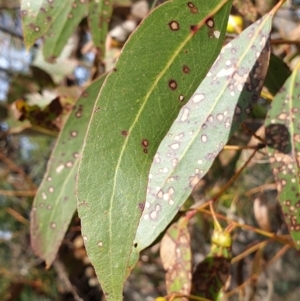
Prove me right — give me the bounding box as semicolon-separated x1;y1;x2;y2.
134;13;272;252
21;0;87;58
265;64;300;249
77;1;232;300
31;75;106;267
88;0;113;60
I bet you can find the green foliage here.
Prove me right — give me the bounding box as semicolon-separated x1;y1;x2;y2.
31;76;106;267
14;0;300;300
77;1;232;299
133;14;272;253
265;63;300;248
88;0;113;59
21;0;88;59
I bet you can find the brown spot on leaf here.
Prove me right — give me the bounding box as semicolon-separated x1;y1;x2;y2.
82;91;89;98
182;65;190;74
190;25;198;33
121;130;128;136
187;2;198;13
205;17;214;28
143;149;148;154
169;80;177;90
142;139;149;148
169;21;179;31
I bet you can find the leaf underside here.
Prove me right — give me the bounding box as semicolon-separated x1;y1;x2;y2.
77;1;232;300
134;13;272;253
265;64;300;249
31;76;106;266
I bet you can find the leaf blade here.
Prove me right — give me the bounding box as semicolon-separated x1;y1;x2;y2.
77;1;232;300
30;76;106;266
135;13;272;252
21;0;87;55
160;216;192;300
88;0;113;59
265;64;300;249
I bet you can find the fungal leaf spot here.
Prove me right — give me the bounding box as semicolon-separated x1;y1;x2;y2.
182;65;190;74
187;2;198;14
169;80;178;90
169;21;180;31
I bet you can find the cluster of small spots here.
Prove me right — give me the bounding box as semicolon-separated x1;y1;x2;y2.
142;139;149;153
159;167;169;173
144;204;161;220
162;187;175;205
174;133;184;141
169;21;180;31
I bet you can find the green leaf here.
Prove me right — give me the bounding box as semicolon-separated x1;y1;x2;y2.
21;0;87;57
88;0;113;59
134;14;272;252
31;75;106;267
265;64;300;249
77;1;232;300
264;53;291;96
160;216;191;300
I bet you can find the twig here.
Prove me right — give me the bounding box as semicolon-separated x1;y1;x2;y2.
225;244;290;297
0;189;36;197
6;207;29;225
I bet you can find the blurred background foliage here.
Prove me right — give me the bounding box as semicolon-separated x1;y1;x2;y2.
1;0;300;300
